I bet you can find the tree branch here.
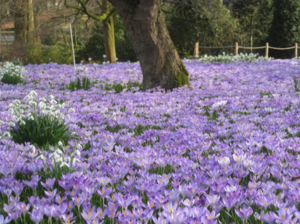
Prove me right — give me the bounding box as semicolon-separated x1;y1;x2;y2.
64;0;114;21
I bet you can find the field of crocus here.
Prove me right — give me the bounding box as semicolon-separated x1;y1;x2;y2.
1;59;300;224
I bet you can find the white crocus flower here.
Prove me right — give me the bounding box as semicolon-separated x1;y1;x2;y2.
218;156;230;169
224;185;238;193
233;154;246;165
243;159;254;169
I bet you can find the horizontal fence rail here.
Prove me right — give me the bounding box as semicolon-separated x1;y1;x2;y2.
0;29;14;54
195;42;300;59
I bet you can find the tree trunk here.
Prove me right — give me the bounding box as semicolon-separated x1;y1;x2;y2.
27;0;35;43
13;0;26;43
103;17;117;63
108;0;189;90
103;0;116;63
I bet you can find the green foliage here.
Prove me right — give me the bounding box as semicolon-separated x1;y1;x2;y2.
165;1;238;57
1;71;23;85
67;77;92;91
232;0;273;48
10;114;73;148
294;77;300;91
11;60;23;66
266;0;300;58
78;14;136;62
26;42;73;64
103;81;142;93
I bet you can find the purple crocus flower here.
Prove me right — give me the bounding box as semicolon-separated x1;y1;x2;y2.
235;206;253;220
152;215;167;224
40;178;56;190
81;206;98;223
274;207;294;223
0;214;12;224
29;207;44;224
23;175;40;189
201;210;219;224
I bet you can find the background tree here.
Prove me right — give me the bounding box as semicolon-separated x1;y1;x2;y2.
64;0;117;63
164;0;238;57
231;0;273;50
267;0;300;58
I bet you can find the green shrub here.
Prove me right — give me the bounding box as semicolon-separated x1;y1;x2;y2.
66;77;92;91
26;42;73;64
0;62;26;85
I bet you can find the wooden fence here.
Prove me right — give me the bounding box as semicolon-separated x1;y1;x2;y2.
0;29;14;54
195;42;300;59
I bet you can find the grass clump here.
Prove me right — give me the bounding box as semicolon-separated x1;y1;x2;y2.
67;77;92;91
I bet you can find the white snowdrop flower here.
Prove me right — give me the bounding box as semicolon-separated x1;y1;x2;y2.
61;103;65;108
55;149;64;155
29;90;37;96
60;162;70;168
36;154;46;162
50;99;57;105
72;158;81;166
30;145;36;153
28;115;34;121
28;100;37;106
39;102;46;109
218;156;230;169
39;97;46;102
233;154;246;165
212;100;228;109
8;108;15;114
68;108;75;113
20;120;26;125
73;150;81;157
8;121;16;127
3;132;11;137
76;144;82;150
58;141;63;147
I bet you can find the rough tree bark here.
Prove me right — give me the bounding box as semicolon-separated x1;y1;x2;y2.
13;0;26;43
27;0;35;43
108;0;189;90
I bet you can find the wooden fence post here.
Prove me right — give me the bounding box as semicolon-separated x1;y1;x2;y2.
235;42;238;55
265;42;269;58
295;43;298;59
194;42;199;57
